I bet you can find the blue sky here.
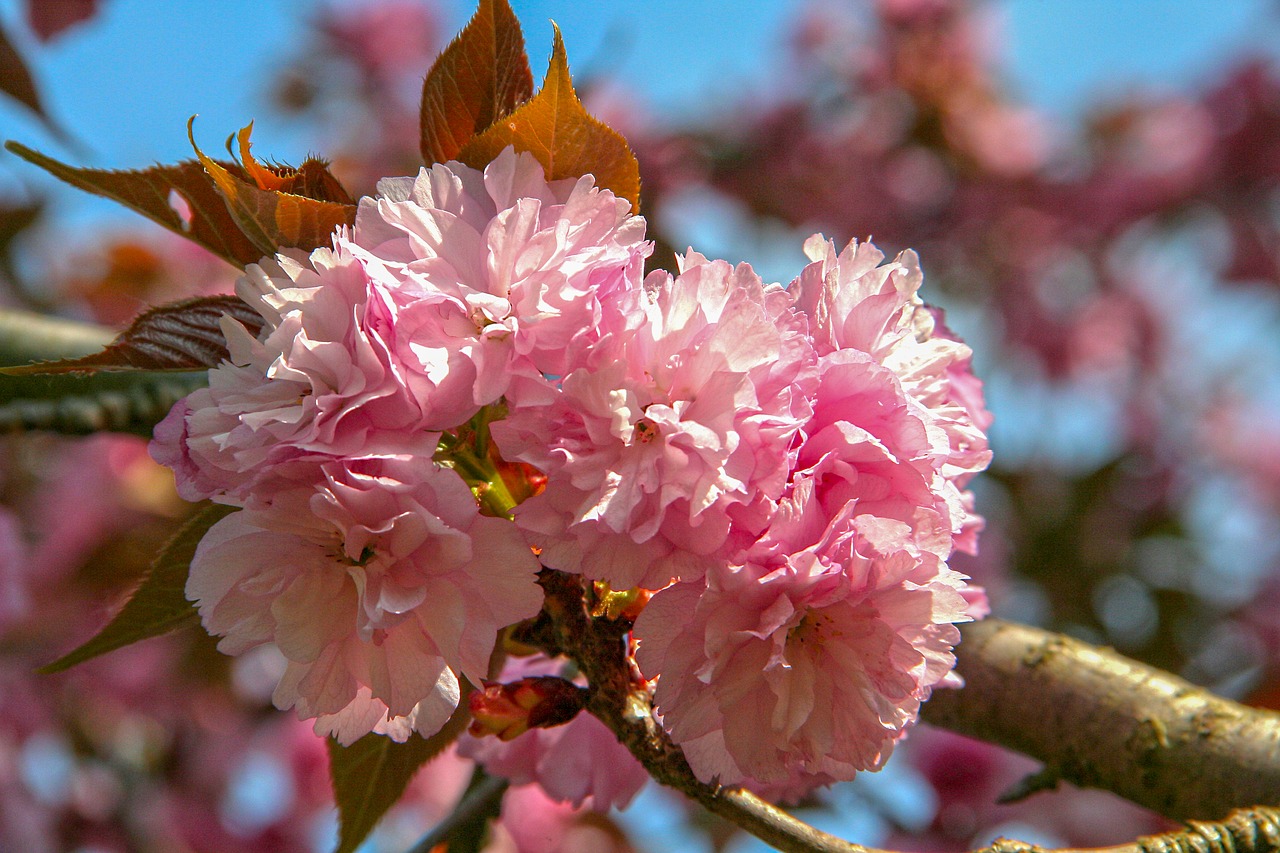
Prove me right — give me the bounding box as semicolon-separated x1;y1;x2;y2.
2;0;1277;229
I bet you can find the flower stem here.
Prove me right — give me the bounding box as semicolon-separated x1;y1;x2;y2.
436;424;519;517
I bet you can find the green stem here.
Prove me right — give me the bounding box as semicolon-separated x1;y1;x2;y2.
436;428;519;518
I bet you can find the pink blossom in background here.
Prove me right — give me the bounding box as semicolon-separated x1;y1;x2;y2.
493;252;818;590
895;727;1171;850
186;457;541;744
276;1;445;193
492;784;637;853
27;436;159;569
0;509;29;634
317;1;440;86
0;635;333;853
353;147;651;421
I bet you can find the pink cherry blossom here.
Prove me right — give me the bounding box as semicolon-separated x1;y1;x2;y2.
789;235;991;557
464;708;647;810
634;478;974;793
492;253;818;590
185;457;541;744
150;240;439;504
353;147;651;418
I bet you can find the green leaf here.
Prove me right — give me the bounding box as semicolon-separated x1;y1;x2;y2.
419;0;533;166
1;296;264;375
457;25;640;213
0;368;207;435
189;119;356;258
40;503;236;673
329;698;473;853
4;141;266;267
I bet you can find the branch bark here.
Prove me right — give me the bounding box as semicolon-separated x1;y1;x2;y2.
921;619;1280;820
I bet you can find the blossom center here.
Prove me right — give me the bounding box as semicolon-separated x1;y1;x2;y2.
632;416;659;445
787;609;840;652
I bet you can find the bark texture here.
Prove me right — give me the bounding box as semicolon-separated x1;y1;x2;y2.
922;619;1280;820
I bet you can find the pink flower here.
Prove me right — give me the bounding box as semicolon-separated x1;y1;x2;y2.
493;784;637;853
789;235;991;557
493;253;818;590
797;349;961;557
185;458;542;744
0;509;28;635
633;478;974;793
353;147;651;420
789;236;926;360
464;708;647;810
151;241;439;504
459;656;648;811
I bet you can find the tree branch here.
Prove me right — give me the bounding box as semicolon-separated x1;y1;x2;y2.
514;571;1280;853
921;619;1280;820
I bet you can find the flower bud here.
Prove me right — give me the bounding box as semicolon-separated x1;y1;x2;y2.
468;676;587;742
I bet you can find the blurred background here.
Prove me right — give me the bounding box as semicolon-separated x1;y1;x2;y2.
2;0;1280;851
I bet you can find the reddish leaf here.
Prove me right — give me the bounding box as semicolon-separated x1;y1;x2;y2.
5;141;266;266
0;23;58;133
329;697;472;853
236;122;290;192
235;122;354;203
1;296;265;375
457;26;640;212
190;120;356;258
284;158;357;204
419;0;533;166
26;0;100;42
39;503;236;673
0;201;42;257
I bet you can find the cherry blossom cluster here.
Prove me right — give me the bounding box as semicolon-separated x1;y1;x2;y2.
151;146;990;803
